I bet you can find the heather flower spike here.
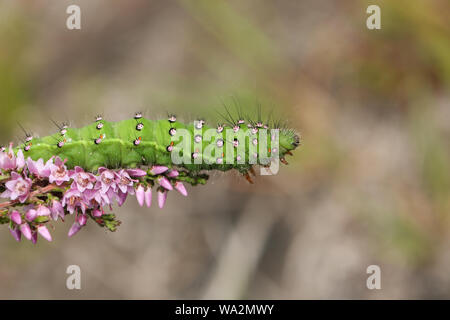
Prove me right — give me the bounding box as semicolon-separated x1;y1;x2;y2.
0;107;300;242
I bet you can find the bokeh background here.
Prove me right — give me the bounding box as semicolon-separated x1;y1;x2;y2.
0;0;449;299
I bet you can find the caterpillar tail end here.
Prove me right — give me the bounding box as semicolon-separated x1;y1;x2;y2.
249;166;256;177
244;173;255;184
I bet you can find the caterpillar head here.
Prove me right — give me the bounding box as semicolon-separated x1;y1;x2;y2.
279;130;301;156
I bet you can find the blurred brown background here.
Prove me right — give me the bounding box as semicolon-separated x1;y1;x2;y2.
0;0;449;299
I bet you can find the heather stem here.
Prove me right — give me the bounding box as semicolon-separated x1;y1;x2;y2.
0;183;65;210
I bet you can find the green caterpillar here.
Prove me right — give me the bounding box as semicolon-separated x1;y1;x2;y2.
16;113;300;176
0;110;301;242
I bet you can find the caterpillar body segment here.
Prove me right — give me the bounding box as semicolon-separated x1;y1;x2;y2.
16;116;300;174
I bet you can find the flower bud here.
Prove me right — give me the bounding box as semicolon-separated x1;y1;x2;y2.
144;187;152;208
149;166;168;175
157;190;167;209
68;222;82;238
20;223;32;240
157;177;173;191
10;210;22;225
37;225;52;242
174;182;188;197
136;185;145;207
26;209;37;222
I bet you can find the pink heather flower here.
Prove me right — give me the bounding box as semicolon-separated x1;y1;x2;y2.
20;223;32;240
103;188;117;205
97;167;117;194
144;187;152;207
1;172;32;203
62;188;87;214
10;210;22;225
37;225;52;242
0;148;5;160
49;157;70;185
157;189;167;209
166;170;179;178
116;191;128;207
157;176;173;191
0;143;23;170
92;208;103;217
51;200;65;221
9;227;21;242
37;205;51;217
0;150;13;170
70;166;96;192
16;149;25;170
31;230;38;244
174;182;188;197
126;168;147;177
83;188;112;206
25;209;37;221
116;170;136;194
26;157;52;178
149;165;168;175
114;170;137;207
136;184;145;207
68;221;82;237
77;214;87;226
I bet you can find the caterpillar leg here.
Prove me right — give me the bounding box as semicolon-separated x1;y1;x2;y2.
262;164;274;175
280;157;289;165
244;172;254;184
249;166;256;177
